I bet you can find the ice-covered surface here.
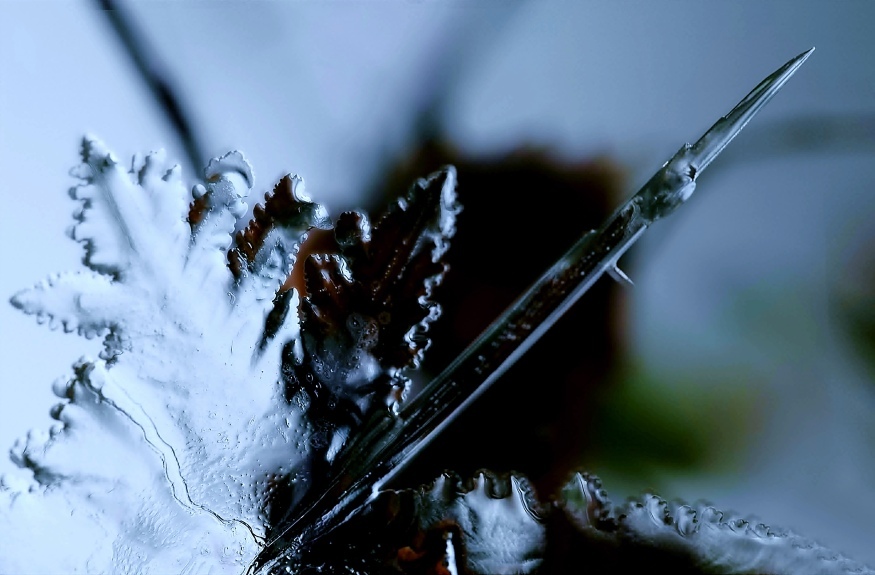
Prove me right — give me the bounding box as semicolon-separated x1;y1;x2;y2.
559;473;875;575
1;6;873;566
293;471;548;575
1;139;462;574
3;3;875;567
2;139;874;574
288;470;875;574
2;138;318;573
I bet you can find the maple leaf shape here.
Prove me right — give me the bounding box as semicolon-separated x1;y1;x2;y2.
1;137;462;575
4;138;872;575
3;137;327;573
277;169;459;469
300;168;459;372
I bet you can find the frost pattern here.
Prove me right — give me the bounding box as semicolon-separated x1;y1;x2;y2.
293;470;547;575
296;471;875;574
2;137;318;573
1;138;461;575
3;139;873;575
557;473;875;575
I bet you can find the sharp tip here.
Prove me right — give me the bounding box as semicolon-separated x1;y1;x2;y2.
796;46;815;69
607;264;634;287
789;46;816;71
773;47;815;88
771;47;815;87
688;48;814;174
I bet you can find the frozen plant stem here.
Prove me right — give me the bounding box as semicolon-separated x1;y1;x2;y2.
96;0;206;174
254;47;814;570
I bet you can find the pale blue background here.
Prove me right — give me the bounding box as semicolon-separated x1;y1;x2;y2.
2;0;874;565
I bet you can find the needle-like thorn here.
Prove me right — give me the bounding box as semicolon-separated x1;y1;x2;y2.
608;264;634;286
251;47;814;573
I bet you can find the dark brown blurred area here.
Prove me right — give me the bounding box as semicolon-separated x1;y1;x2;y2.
371;140;628;497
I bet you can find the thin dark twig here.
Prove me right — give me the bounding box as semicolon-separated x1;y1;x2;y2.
94;0;205;175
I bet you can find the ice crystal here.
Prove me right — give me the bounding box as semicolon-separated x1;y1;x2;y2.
3;137;330;573
289;470;875;575
3;137;874;575
1;136;459;574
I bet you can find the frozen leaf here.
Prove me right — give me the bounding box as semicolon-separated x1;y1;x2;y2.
229;174;331;283
300;167;459;374
10;271;121;338
3;137;465;575
3;138;321;573
554;472;875;575
67;137;190;279
281;167;460;468
286;471;875;575
5;128;873;575
292;470;546;575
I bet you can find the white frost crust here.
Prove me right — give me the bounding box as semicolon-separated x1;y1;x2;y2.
416;472;546;575
560;473;875;575
619;495;875;575
3;138;309;574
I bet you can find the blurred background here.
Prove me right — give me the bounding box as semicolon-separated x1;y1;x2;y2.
2;0;874;566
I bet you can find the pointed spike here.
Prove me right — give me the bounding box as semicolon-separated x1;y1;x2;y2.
250;51;814;569
607;264;634;287
688;47;815;177
634;48;813;223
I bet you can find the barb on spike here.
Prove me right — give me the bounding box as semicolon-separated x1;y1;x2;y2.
251;48;814;573
608;264;634;287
